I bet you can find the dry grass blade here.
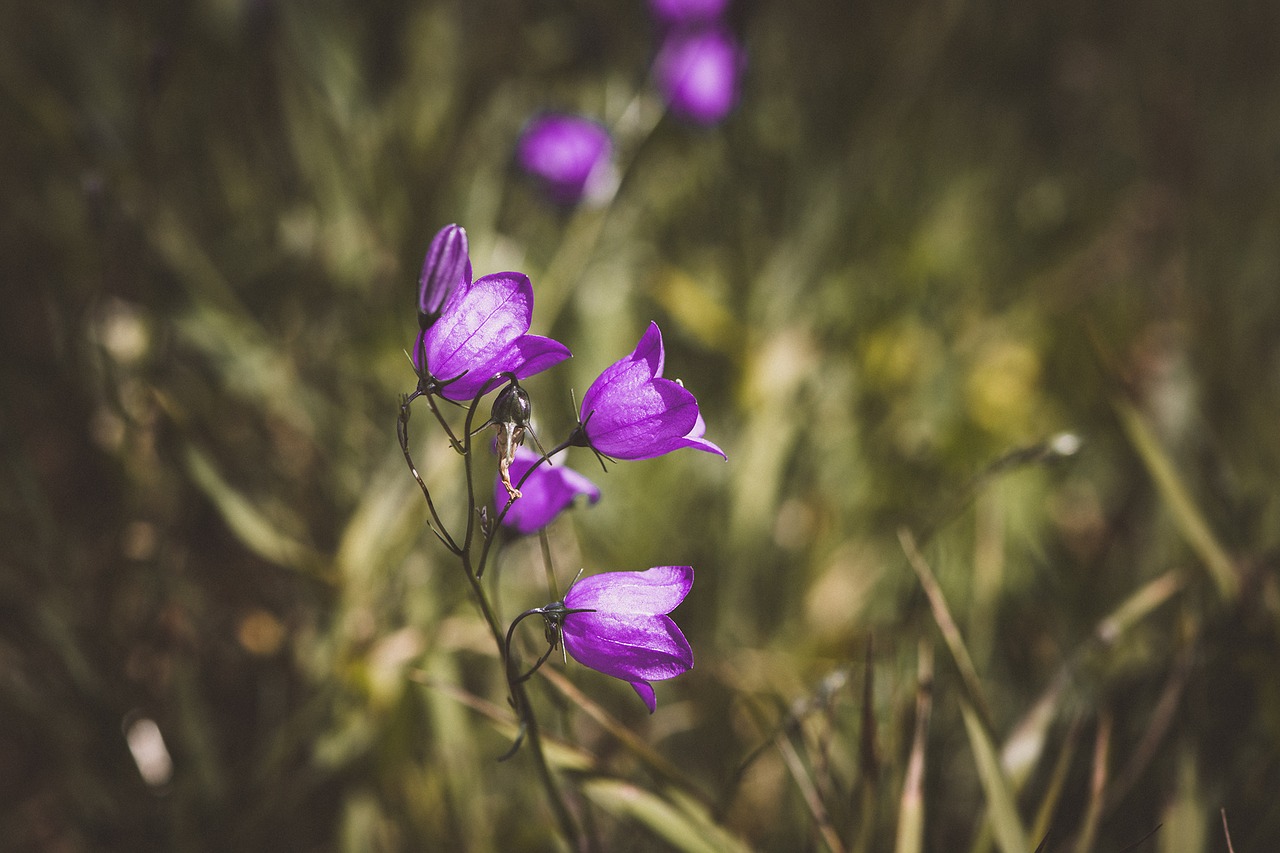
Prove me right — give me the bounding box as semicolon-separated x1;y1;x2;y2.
774;728;847;853
1028;715;1081;850
899;527;995;727
1073;712;1111;853
1221;808;1236;853
894;640;933;853
538;665;711;808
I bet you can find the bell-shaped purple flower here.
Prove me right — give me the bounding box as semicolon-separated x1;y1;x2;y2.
647;0;729;27
413;272;570;402
654;26;744;125
516;114;615;205
417;224;471;327
573;322;724;461
495;447;600;535
560;565;694;712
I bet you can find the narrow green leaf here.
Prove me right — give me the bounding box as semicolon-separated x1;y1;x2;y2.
183;444;330;578
1113;396;1237;600
960;700;1029;853
582;779;754;853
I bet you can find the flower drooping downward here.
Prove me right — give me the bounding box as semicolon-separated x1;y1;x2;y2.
495;447;600;535
654;26;744;125
516;114;616;205
412;272;570;402
553;566;694;713
572;322;724;461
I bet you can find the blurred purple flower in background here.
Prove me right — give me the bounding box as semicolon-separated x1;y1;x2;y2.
558;565;694;712
516;114;615;205
496;446;600;535
655;26;743;125
417;224;471;327
572;322;725;461
413;272;570;402
647;0;728;27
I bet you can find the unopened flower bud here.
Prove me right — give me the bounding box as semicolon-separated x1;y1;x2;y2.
418;224;471;328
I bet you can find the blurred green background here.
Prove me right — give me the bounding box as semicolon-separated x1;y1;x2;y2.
4;0;1280;850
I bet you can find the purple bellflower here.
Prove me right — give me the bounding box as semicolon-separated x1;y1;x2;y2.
412;272;570;402
647;0;729;27
554;565;694;713
495;446;600;535
571;321;725;461
516;114;616;205
417;224;471;328
654;26;744;125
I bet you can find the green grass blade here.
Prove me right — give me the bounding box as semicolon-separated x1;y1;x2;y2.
582;779;754;853
1112;396;1237;600
960;700;1030;853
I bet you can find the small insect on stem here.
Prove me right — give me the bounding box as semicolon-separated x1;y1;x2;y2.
490;380;534;501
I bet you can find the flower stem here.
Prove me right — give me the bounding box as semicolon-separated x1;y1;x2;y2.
460;549;582;849
397;395;459;554
430;382;583;850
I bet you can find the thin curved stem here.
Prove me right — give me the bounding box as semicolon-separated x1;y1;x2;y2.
461;551;582;848
397;394;460;554
425;391;465;454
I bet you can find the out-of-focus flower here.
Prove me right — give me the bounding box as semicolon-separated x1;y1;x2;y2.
495;446;600;535
417;224;471;328
413;272;570;402
655;26;743;125
553;565;694;712
647;0;728;27
516;114;616;204
570;322;724;461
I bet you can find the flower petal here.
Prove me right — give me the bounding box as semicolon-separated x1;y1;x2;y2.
517;114;614;205
672;433;727;458
505;334;572;382
632;321;665;377
425;272;532;388
655;27;743;125
497;447;600;535
582;376;700;460
630;681;657;713
674;412;726;458
562;612;694;682
565;566;693;614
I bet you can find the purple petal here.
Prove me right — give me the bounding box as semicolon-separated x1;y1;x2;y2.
582;375;701;460
564;565;693;615
419;272;570;400
674;412;727;458
497;447;600;535
562;612;694;682
632;321;666;376
503;334;573;383
418;224;472;320
655;27;743;125
672;433;727;458
517;114;614;205
631;681;657;713
424;272;532;387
